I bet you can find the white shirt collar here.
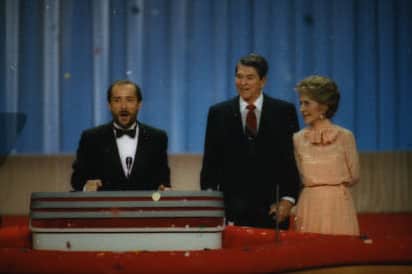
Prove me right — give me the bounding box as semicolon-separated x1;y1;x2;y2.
239;92;264;111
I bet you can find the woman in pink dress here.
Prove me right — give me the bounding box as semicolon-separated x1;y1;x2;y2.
293;75;360;236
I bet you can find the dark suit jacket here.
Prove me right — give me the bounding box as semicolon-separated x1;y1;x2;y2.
200;94;300;228
71;122;170;191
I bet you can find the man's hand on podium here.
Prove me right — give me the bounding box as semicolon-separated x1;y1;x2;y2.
158;184;171;191
269;199;293;223
84;180;103;192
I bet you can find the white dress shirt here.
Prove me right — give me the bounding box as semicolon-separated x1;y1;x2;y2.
113;122;138;177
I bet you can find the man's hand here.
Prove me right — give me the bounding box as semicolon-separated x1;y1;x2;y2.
84;179;102;192
158;184;171;191
269;199;293;223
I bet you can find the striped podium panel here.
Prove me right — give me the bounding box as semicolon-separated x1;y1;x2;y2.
30;190;225;251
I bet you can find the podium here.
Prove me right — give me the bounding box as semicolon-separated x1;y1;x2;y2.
30;191;225;251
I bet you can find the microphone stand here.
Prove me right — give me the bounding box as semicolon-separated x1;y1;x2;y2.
275;184;280;243
126;157;133;179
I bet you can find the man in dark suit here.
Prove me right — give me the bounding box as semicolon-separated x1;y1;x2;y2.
71;80;170;191
200;53;300;228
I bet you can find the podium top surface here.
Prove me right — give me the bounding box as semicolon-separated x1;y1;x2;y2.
31;190;223;199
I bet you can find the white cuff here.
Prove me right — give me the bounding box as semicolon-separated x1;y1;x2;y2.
281;196;295;204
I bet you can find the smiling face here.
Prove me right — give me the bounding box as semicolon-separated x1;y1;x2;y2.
299;94;328;126
235;64;267;104
108;83;141;128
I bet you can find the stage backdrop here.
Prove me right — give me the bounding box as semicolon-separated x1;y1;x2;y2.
1;0;411;154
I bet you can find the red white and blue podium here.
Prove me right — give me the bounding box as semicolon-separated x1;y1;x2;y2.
30;190;225;251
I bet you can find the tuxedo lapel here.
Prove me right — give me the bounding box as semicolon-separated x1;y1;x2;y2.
131;123;149;177
102;124;125;179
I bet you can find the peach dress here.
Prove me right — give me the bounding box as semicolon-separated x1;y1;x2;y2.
293;123;360;235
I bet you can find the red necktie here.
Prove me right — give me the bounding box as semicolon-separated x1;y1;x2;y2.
246;104;257;138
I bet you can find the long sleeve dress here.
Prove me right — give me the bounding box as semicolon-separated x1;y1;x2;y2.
293;123;360;236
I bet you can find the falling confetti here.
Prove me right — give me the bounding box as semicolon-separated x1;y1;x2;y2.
94;47;103;55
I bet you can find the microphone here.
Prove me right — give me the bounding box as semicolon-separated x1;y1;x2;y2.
126;157;133;177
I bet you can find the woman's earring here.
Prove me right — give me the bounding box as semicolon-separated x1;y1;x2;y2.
319;114;325;120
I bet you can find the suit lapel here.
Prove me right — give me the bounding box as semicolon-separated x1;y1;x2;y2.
230;97;245;137
258;94;270;137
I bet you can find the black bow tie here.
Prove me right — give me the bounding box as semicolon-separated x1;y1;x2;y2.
114;127;136;138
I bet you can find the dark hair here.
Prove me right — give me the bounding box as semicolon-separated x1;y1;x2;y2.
235;53;269;79
295;75;340;118
107;80;142;103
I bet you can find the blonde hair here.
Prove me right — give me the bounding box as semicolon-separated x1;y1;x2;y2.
295;75;340;118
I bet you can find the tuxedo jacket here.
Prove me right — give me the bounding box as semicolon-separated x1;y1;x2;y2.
71;122;170;191
200;94;301;227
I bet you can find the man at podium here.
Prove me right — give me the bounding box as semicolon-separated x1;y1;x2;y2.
71;80;170;191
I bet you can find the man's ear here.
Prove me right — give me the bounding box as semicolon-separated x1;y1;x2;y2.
261;76;268;87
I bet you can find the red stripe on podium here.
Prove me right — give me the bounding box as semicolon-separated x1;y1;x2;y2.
31;217;224;228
